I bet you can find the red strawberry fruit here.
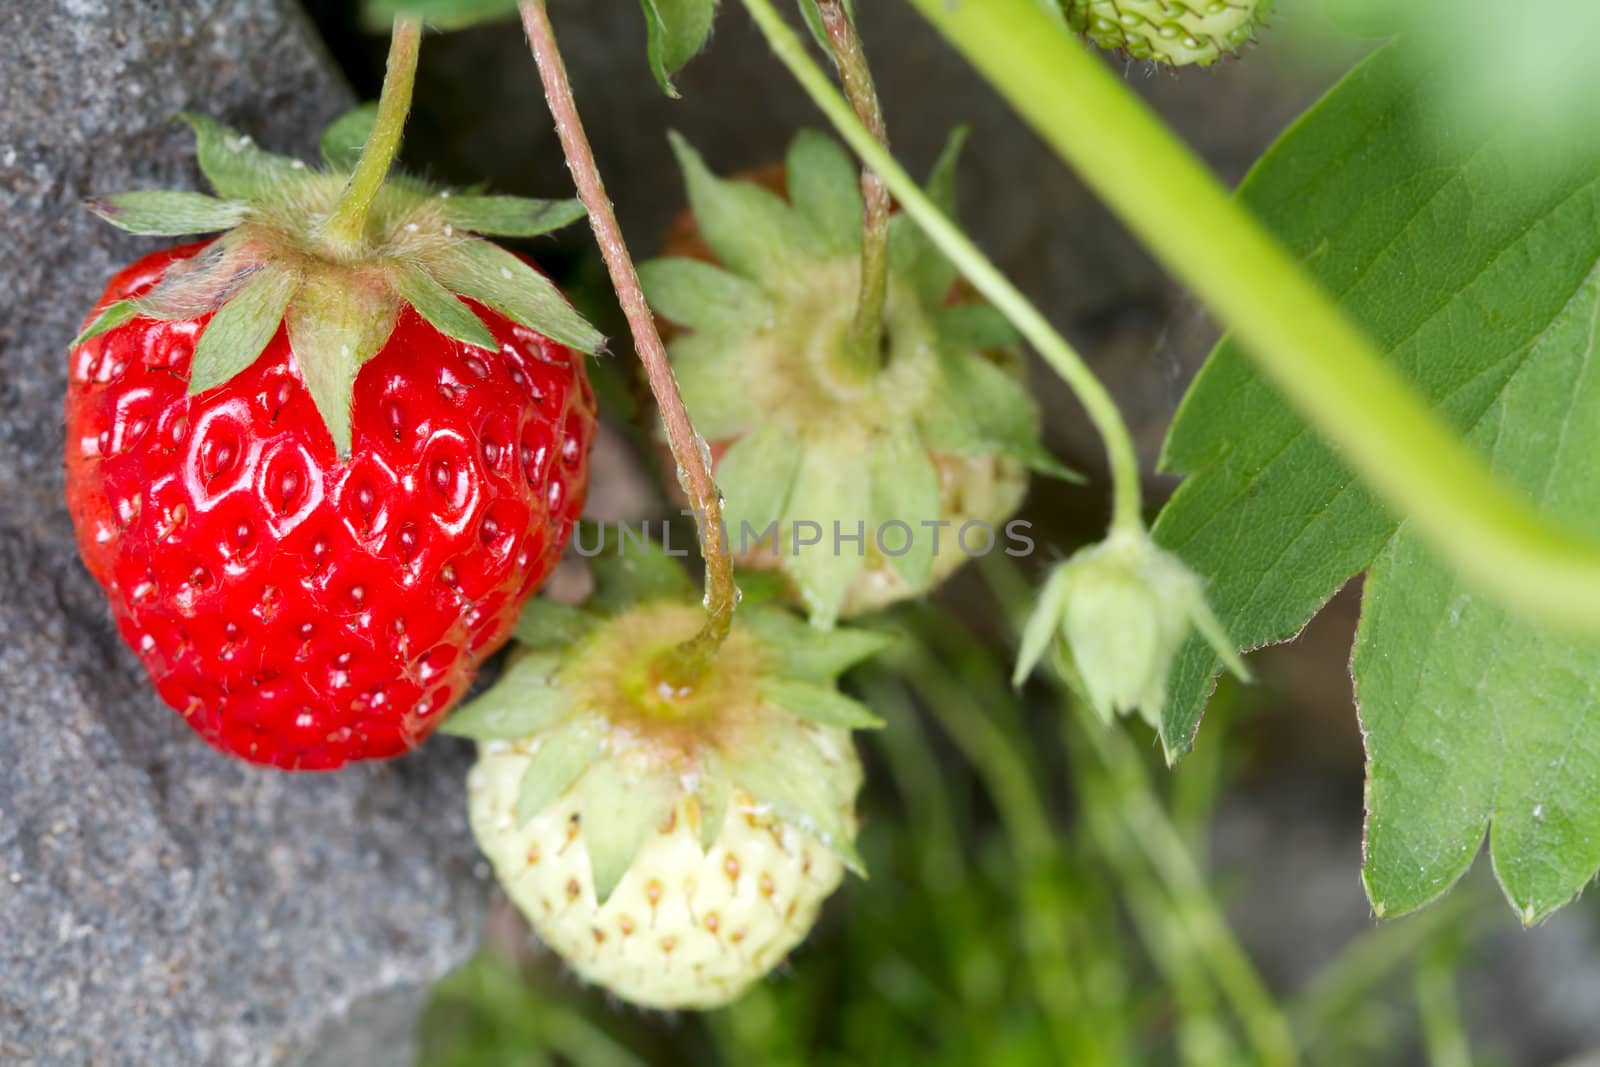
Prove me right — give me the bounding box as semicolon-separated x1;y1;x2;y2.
64;106;602;770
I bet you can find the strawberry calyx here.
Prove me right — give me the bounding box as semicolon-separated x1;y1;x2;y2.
443;529;882;900
640;128;1075;625
1060;0;1273;67
77;105;602;456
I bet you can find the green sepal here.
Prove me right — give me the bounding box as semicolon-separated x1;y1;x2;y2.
188;267;299;395
394;266;498;350
177;112;304;200
785;437;870;628
430;237;605;354
784;129;862;254
639;257;772;333
728;718;864;874
932;303;1020;350
869;424;940;590
741;606;893;682
716;423;803;549
695;751;732;853
515;717;606;827
86;191;246;236
320;104;378;171
512;598;598;650
925;350;1079;480
577;759;679;902
72;301;142;346
1012;563;1073;686
668;131;823;284
731;570;790;608
439;651;570;739
760;677;884;729
638;0;718;98
926;126;968;217
582;523;697;610
886;127;968;306
440;195;588;238
284;270;403;456
361;0;517;30
668;330;753;439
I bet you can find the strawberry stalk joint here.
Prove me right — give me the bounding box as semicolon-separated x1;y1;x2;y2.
65;16;602;768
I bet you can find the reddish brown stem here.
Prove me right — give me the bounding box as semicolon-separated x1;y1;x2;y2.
818;0;892;373
519;0;735;679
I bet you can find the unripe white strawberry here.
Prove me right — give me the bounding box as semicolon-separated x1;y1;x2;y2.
450;533;881;1009
1062;0;1273;67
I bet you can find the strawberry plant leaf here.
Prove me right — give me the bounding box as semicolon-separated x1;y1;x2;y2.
429;238;604;354
1151;42;1600;918
760;677;884;729
638;0;718;98
440;652;570;739
784;129;862;253
86;191;245;235
439;195;588;238
188;267;299;395
320;104;378;171
394;266;498;351
362;0;517;30
178;113;304;200
638;256;772;333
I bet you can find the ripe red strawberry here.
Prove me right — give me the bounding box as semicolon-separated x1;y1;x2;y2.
64;108;602;769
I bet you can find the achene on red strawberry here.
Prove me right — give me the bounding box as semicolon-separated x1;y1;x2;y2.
65;108;603;770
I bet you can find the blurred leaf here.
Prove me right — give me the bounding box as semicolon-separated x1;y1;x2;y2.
363;0;517;30
639;0;718;97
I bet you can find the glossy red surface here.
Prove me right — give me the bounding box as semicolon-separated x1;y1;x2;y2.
64;244;595;769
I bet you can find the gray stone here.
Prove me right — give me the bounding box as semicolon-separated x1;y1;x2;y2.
0;2;486;1064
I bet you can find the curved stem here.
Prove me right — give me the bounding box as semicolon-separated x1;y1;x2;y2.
321;15;421;257
816;0;892;376
519;0;737;676
738;0;1144;533
904;0;1600;635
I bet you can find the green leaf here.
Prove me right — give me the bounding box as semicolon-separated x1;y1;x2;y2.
727;718;864;873
395;266;497;350
932;302;1020;351
869;424;941;590
638;0;718;97
72;300;142;346
512;598;597;650
361;0;517;30
760;677;883;729
785;436;871;628
177;113;304;200
439;652;569;739
188;267;299;396
515;717;606;827
668;131;822;284
1151;43;1600;919
284;270;402;456
582;523;696;611
785;129;862;253
576;760;678;902
320;104;378;171
86;191;245;235
440;195;588;238
429;238;604;354
638;256;772;332
741;606;893;681
715;423;803;548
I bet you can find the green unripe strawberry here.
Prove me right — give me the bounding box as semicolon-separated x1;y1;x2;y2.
1061;0;1273;66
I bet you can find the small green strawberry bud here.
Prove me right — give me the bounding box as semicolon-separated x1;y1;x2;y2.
1013;528;1248;728
1061;0;1273;67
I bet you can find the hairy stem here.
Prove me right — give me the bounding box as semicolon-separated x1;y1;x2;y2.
905;0;1600;635
817;0;892;377
321;15;421;257
739;0;1144;532
519;0;736;675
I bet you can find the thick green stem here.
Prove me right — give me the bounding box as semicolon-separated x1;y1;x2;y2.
738;0;1144;532
905;0;1600;635
519;0;737;678
321;15;421;257
816;0;891;378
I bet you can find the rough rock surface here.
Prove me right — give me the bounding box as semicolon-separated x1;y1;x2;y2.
0;3;485;1064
